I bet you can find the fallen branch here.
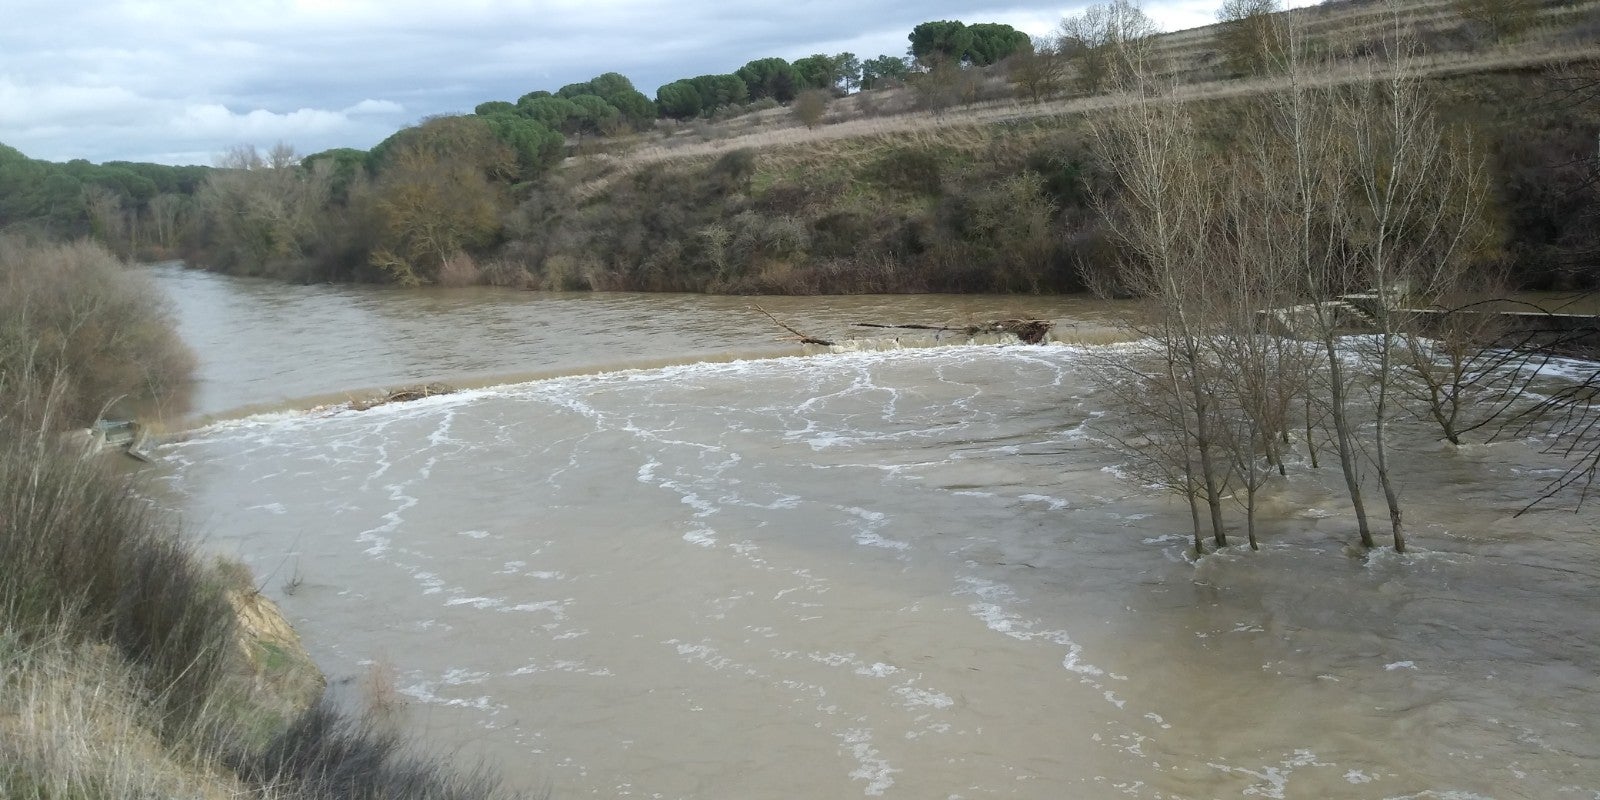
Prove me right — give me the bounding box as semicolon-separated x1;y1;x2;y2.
853;318;1054;344
753;305;835;346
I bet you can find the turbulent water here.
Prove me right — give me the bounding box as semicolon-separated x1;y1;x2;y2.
148;266;1599;799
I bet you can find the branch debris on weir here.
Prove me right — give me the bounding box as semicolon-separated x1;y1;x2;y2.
348;382;459;411
753;305;1054;347
852;319;1054;345
753;305;836;346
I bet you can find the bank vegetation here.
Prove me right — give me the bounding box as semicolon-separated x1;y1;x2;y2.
0;237;531;798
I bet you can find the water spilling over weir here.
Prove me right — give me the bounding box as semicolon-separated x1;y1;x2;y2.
148;266;1600;798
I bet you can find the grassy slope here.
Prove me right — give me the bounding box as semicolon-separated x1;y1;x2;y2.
601;0;1600;170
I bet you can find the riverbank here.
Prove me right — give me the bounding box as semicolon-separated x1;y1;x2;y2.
0;240;533;799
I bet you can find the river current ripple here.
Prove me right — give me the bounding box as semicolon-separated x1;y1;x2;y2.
148;267;1600;799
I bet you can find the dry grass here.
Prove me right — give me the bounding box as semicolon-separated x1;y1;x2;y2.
0;630;249;800
601;42;1598;175
435;251;484;288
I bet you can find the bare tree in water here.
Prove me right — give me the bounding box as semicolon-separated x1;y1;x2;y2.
1089;9;1495;554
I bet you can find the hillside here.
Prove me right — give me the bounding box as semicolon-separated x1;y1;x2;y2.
3;0;1595;295
590;0;1600;170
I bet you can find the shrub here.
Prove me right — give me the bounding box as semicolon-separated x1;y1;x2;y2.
866;147;946;196
0;384;235;733
435;251;483;288
240;698;527;800
0;236;194;424
792;89;830;129
707;148;757;194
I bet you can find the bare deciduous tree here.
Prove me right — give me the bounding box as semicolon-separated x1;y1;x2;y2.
1339;33;1494;552
1008;38;1067;103
1216;0;1285;77
1089;9;1496;554
1090;77;1236;552
1058;1;1159;94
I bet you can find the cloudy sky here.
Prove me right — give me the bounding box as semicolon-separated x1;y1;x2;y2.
2;0;1314;166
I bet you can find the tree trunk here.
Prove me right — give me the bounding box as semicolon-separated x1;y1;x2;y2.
1325;331;1374;548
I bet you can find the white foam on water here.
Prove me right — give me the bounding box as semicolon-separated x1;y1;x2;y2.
809;651;858;668
893;685;954;710
682;527;717;547
837;728;898;796
411;570;445;595
1207;749;1329;799
844;506;910;551
400;680;504;713
1381;793;1497;800
507;660;613;678
1385;661;1417;671
442;668;492;686
855;662;901;678
1142;533;1188;545
1018;493;1071;510
664;639;761;677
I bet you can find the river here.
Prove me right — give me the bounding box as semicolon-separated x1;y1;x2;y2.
147;266;1600;799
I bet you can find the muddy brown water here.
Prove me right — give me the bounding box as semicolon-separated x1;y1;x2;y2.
147;266;1599;799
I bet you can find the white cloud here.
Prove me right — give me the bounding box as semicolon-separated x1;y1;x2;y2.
0;79;150;127
346;99;405;116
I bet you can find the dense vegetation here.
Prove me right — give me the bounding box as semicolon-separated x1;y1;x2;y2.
0;144;207;256
0;237;529;798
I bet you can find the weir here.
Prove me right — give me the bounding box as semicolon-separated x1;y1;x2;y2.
1258;291;1600;355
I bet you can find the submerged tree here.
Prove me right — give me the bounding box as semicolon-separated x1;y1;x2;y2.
1090;80;1235;553
1090;11;1495;554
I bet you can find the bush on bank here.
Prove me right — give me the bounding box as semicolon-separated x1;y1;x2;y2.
0;235;195;424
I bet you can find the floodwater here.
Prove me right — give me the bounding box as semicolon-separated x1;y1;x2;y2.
148;266;1600;799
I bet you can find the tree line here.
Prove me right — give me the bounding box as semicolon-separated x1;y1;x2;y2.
0;143;207;254
0;1;1589;293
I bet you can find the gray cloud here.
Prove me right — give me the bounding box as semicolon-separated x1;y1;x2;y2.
0;1;1313;165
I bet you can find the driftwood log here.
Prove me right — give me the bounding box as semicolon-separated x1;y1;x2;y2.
853;319;1054;344
754;308;1055;348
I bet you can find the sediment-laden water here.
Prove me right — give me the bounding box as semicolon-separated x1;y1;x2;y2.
149;266;1599;799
